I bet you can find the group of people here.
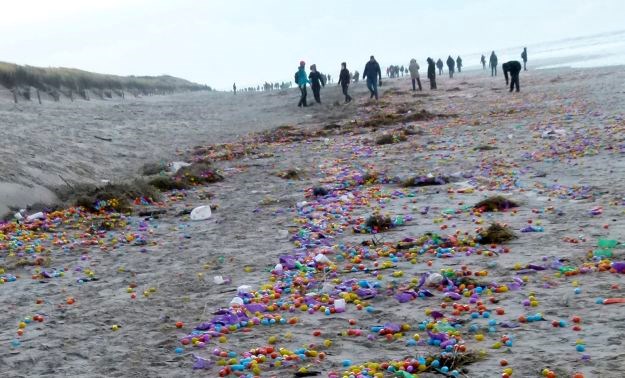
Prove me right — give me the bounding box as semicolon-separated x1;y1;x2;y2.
289;47;529;106
233;81;293;94
294;56;381;107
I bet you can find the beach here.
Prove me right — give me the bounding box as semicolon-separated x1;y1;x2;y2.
1;65;625;378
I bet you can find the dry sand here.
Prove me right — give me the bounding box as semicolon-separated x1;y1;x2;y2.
1;66;625;378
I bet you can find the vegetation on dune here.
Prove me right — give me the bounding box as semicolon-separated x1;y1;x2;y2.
0;61;212;98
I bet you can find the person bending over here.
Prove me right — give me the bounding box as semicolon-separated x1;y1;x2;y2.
502;60;522;92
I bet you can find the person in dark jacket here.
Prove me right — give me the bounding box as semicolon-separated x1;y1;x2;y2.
489;51;498;76
521;47;528;71
456;56;463;73
481;55;486;69
337;62;353;103
502;61;522;92
436;58;444;75
295;61;310;107
308;64;325;104
446;56;455;78
362;55;382;100
427;57;437;90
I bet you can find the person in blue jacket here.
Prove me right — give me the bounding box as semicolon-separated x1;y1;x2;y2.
362;55;382;100
295;61;310;107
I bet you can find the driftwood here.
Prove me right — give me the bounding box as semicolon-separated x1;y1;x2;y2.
94;136;113;142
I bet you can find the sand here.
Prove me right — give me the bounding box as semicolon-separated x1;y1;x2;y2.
1;66;625;378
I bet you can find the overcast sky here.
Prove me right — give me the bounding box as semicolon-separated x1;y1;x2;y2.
1;0;623;89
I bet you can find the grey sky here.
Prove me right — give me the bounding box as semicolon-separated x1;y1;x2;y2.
1;0;623;89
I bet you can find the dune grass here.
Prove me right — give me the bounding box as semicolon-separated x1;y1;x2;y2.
0;61;211;97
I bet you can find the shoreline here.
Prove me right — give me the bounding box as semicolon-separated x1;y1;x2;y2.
1;65;625;377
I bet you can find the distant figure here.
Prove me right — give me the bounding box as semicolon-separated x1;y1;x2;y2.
295;61;310;107
233;83;236;94
489;51;498;76
436;58;444;75
481;55;486;69
408;58;422;91
327;74;332;83
502;61;522;92
446;56;455;78
363;55;382;100
337;62;353;103
521;47;528;71
309;64;325;104
456;56;463;73
427;57;437;90
353;70;360;82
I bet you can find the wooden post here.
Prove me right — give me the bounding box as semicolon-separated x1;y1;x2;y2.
12;88;18;103
37;89;42;104
69;90;73;102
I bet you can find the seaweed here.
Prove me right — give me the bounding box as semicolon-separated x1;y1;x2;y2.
365;214;393;232
474;196;519;212
276;169;301;180
402;176;449;187
376;133;407;145
479;223;517;244
148;176;190;191
57;180;161;213
176;161;224;185
140;162;168;176
474;145;498;151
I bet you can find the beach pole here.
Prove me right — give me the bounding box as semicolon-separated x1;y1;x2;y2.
37;89;42;104
12;88;18;103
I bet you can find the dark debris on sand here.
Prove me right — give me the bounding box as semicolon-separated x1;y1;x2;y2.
479;223;517;244
57;180;161;213
401;175;449;187
474;196;519;212
365;214;393;232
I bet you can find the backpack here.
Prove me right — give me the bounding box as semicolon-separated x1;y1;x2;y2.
294;71;299;84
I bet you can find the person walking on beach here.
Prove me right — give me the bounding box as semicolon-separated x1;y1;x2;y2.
456;56;463;73
502;60;522;92
337;62;353;103
427;57;437;90
481;54;486;69
308;64;325;104
233;83;236;94
446;56;455;78
295;61;310;107
436;58;444;75
408;58;422;91
363;55;382;100
489;51;498;76
521;47;528;71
